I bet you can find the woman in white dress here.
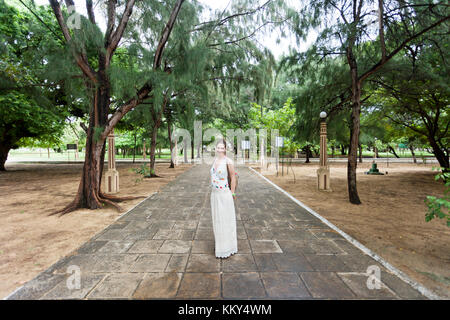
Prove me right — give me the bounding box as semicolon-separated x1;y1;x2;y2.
210;139;238;258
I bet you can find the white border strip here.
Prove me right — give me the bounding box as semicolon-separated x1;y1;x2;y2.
249;166;441;300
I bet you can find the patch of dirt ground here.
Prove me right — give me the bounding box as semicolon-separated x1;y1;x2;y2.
0;162;192;299
254;161;450;299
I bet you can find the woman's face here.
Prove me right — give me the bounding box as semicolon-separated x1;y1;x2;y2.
215;143;225;155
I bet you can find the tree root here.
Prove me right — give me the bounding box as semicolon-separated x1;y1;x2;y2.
100;197;124;212
144;174;161;178
99;192;146;202
49;199;81;216
49;192;146;217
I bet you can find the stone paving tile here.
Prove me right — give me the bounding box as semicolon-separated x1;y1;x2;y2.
97;241;135;254
337;254;386;273
379;270;426;299
191;240;215;254
222;254;258;272
237;239;251;253
336;273;398;299
299;272;356;299
277;240;316;255
127;240;164;253
308;239;347;255
153;229;182;240
260;272;311;298
176;273;221;299
158;240;192;254
133;273;182;299
165;254;189;272
222;273;266;298
129;254;171;272
95;229;129;241
272;253;314;272
40;274;106;299
194;228;215;240
303;254;351;272
75;241;108;254
254;254;278;272
50;254;100;274
87;273;144;299
186;254;221;272
249;240;283;253
7;272;66;300
91;254;139;273
6;164;429;300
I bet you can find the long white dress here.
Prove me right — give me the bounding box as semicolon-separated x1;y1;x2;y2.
210;156;238;258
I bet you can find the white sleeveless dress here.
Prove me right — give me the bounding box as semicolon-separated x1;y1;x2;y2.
210;156;238;258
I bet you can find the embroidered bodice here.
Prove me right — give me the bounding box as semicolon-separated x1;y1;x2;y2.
210;156;230;190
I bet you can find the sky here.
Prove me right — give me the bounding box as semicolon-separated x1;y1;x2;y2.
27;0;316;59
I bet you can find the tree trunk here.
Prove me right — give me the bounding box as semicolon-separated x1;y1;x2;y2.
303;145;312;163
331;145;335;158
409;145;417;164
340;145;346;155
52;81;135;214
191;139;194;161
148;93;169;177
133;131;137;163
347;47;362;205
149;124;159;177
388;145;400;158
0;144;10;171
428;138;449;171
358;143;363;163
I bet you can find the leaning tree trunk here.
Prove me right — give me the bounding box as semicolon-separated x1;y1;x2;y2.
388;145;400;158
428;138;449;171
347;47;362;205
0;144;10;171
409;145;417;164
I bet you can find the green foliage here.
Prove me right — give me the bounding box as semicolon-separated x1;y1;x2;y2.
131;164;152;183
0;1;68;155
425;168;450;227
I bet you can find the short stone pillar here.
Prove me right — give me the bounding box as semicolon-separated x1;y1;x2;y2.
105;128;119;193
317;119;331;191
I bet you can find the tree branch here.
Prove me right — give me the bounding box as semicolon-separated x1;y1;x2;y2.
106;0;136;62
154;0;185;69
48;0;98;83
359;15;450;83
86;0;96;24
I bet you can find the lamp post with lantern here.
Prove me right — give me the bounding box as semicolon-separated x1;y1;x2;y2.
317;111;331;191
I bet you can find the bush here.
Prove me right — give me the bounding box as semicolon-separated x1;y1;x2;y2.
425;167;450;227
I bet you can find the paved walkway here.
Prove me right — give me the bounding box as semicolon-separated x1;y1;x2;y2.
6;164;426;299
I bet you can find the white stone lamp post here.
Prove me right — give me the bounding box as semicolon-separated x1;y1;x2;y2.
317;111;331;191
105;128;119;193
